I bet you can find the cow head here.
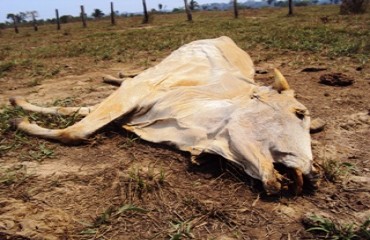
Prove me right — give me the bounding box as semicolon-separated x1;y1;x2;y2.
226;69;319;194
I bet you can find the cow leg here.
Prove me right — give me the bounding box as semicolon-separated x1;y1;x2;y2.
251;151;283;195
102;75;125;86
12;88;139;144
227;132;283;195
10;97;98;116
118;72;140;78
103;71;141;86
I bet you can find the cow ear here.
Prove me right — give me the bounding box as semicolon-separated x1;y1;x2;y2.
272;68;290;93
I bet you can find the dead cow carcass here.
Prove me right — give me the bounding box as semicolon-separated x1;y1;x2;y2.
10;36;319;194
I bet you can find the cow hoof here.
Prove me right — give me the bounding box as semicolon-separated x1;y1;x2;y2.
292;168;304;195
9;118;28;130
190;155;208;166
58;132;86;145
9;96;19;106
9;96;27;107
264;179;282;195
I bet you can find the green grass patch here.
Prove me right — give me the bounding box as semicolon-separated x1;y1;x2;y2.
0;5;368;80
305;215;370;240
0;164;29;186
0;100;82;159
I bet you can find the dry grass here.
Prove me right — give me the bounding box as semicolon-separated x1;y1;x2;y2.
0;6;368;81
0;5;369;240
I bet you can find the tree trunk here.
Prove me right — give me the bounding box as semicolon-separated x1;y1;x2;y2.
142;0;149;24
233;0;239;19
184;0;193;21
288;0;294;15
12;16;19;34
33;21;38;31
111;2;116;25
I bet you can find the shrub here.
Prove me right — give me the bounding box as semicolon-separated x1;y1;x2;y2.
340;0;369;14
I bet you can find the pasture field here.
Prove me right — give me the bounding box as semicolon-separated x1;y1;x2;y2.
0;5;369;240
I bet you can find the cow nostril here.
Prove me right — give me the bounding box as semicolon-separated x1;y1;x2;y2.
295;110;305;120
271;149;296;162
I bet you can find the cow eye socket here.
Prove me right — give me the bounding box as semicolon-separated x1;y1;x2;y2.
295;110;305;120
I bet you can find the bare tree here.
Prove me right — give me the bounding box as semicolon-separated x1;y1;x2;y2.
18;12;27;23
340;0;369;14
27;11;39;31
184;0;193;21
6;13;19;33
142;0;149;24
233;0;239;18
92;9;105;19
189;0;199;10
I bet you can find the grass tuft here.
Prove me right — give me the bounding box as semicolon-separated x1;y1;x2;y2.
0;164;29;186
321;158;357;182
305;215;370;240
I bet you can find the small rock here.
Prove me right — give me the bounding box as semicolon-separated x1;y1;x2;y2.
310;118;326;133
278;205;297;218
302;212;333;227
346;119;356;127
349;175;370;184
324;92;330;97
340;123;350;130
215;236;236;240
319;73;354;86
357;112;369;124
311;140;320;146
354;209;370;223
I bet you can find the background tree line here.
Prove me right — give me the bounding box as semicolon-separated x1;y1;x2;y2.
2;0;368;31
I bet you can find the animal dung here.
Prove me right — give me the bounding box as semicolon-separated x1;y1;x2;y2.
319;73;354;86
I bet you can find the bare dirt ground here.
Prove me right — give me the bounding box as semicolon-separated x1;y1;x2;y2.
0;8;369;239
1;51;369;240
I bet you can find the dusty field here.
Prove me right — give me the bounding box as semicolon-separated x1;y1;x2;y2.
1;6;369;240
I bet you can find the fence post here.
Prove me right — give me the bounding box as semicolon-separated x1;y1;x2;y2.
80;5;87;27
111;2;116;25
233;0;239;19
56;9;61;30
142;0;149;24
